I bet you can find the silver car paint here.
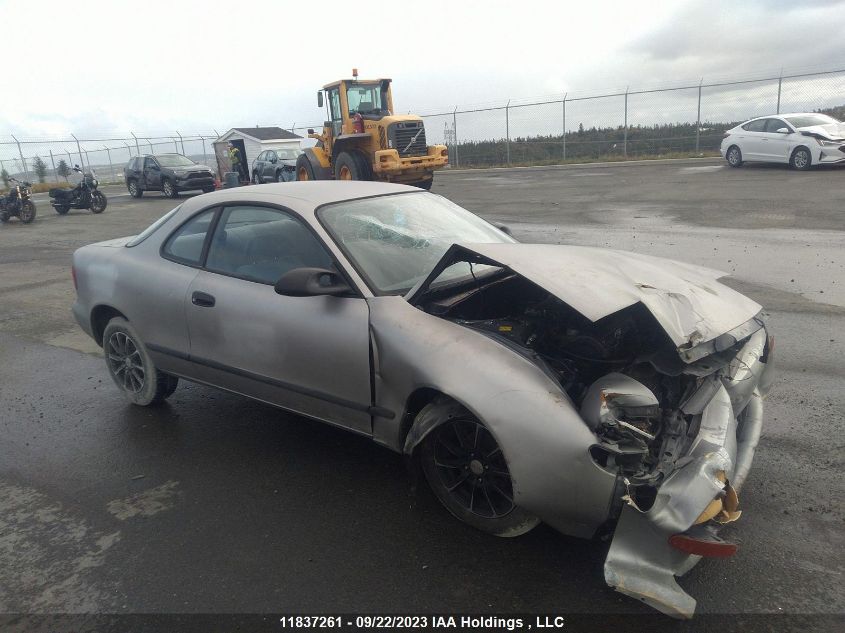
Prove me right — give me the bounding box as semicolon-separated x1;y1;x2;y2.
72;181;770;618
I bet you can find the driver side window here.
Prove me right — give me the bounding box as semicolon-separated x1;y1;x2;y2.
144;157;157;169
205;206;334;285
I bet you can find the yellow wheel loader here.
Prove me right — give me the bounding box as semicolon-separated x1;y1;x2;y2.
296;71;448;189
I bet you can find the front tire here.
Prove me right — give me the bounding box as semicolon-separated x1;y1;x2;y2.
411;177;433;190
726;145;743;167
0;211;9;223
296;154;316;181
103;317;178;406
252;171;261;184
418;400;540;537
790;147;812;171
90;191;107;213
335;151;371;181
162;178;178;198
128;179;143;198
19;201;36;223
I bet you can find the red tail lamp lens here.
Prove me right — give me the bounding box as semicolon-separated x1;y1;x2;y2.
669;534;738;558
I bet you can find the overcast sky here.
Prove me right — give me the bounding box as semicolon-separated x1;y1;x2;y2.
3;0;844;138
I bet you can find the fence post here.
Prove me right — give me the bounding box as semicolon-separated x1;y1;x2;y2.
623;88;629;158
776;70;783;114
65;150;73;175
505;100;511;166
104;145;113;181
49;150;58;182
695;78;703;154
11;135;29;179
148;139;154;153
131;132;140;156
562;93;567;161
71;134;84;169
124;142;132;158
177;131;185;155
452;107;459;168
201;135;208;166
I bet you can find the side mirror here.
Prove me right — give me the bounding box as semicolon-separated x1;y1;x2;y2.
776;127;790;134
274;267;352;297
270;156;277;163
317;91;324;108
494;223;513;236
307;128;315;135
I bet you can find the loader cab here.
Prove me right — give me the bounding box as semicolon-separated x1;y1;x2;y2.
318;78;394;138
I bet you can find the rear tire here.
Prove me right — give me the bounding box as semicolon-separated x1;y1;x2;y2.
790;147;812;171
296;154;316;181
103;317;177;406
726;146;743;167
128;179;143;198
0;211;9;223
417;399;540;538
252;170;261;184
335;151;371;181
90;191;107;213
19;201;36;223
55;205;70;215
162;178;178;198
202;186;214;193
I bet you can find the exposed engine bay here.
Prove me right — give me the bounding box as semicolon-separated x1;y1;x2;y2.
419;270;762;511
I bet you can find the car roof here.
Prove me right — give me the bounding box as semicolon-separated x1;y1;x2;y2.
180;181;421;211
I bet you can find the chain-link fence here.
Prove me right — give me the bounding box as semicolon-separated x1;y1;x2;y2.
422;68;845;168
0;127;319;186
2;67;844;183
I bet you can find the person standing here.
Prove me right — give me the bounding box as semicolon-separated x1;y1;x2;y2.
228;143;244;182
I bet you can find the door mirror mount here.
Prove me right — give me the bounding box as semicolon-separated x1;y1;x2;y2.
776;127;790;134
274;267;352;297
317;91;324;108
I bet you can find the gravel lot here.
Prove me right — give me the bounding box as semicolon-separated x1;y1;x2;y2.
1;159;843;631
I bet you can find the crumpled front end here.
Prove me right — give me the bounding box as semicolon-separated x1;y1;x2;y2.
600;327;773;618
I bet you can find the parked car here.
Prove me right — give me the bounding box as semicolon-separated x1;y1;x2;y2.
124;154;215;198
721;112;845;170
252;148;302;183
72;181;774;618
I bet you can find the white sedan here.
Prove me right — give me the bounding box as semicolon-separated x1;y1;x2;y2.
720;112;845;170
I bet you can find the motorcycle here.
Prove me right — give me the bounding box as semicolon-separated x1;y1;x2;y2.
0;177;36;224
49;165;107;215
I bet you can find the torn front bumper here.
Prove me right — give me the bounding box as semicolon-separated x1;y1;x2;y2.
603;329;771;618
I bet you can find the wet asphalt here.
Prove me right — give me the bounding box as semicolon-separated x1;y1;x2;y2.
0;159;843;631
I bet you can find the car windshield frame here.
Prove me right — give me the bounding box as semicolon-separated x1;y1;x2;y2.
155;154;197;168
316;191;515;296
783;114;839;128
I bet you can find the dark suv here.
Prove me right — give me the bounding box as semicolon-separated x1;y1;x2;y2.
124;154;215;198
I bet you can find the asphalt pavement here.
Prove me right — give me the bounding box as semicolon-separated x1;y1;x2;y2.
1;160;843;631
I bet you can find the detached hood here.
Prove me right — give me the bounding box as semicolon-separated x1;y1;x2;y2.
416;243;762;352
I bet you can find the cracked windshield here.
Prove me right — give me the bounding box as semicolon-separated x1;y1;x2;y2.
319;192;513;294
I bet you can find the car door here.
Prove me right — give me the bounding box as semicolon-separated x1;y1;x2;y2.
185;204;373;434
255;151;267;182
143;157;162;189
763;118;793;162
139;206;218;375
739;119;768;159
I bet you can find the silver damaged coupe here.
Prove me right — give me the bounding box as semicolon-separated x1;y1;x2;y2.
72;182;774;617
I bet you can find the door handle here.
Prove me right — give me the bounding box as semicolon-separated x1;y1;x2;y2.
191;291;216;307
